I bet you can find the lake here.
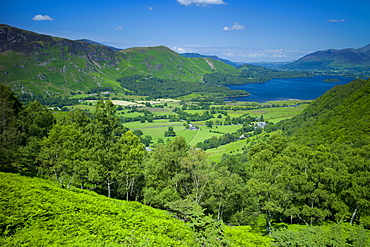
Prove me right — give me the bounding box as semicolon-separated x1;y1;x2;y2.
226;75;354;102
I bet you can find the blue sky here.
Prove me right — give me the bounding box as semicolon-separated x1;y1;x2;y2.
1;0;370;62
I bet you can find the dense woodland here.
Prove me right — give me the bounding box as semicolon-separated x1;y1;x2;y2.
203;64;311;85
118;75;249;98
1;79;370;246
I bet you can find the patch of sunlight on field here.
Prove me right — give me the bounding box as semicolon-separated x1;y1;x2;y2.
206;139;246;162
68;104;95;111
137;99;180;104
185;130;222;147
204;125;241;133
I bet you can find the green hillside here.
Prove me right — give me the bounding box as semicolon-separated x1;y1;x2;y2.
0;172;273;246
246;78;370;234
119;46;240;81
0;172;196;246
279;78;370;146
0;24;240;96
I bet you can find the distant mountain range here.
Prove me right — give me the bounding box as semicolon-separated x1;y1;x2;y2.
249;61;292;69
180;44;370;73
283;44;370;71
1;23;369;96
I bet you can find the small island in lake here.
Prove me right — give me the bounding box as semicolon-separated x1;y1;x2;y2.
323;78;340;82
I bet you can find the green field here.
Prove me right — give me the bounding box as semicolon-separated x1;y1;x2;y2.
125;118;243;147
137;125;224;147
246;103;310;123
205;139;247;162
60;98;310;160
68;104;96;111
121;99;306;151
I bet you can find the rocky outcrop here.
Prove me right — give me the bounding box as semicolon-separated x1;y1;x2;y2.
0;24;124;66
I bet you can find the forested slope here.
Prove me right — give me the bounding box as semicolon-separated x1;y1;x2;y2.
245;78;370;236
117;75;248;98
203;64;311;85
279;78;370;146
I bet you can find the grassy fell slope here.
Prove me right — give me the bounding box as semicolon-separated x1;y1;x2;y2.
0;24;239;95
0;25;125;95
119;46;240;82
0;172;196;246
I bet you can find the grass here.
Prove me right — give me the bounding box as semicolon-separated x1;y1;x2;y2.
248;104;310;123
68;104;95;111
137;99;181;104
264;99;311;105
124;118;243;147
185;130;222;147
111;100;144;106
179;104;309;124
70;98;309;126
205;139;247;162
139;126;222;147
120;111;145;118
123;120;233;147
115;100;310;151
0;172;196;246
119;46;240;83
206;125;241;133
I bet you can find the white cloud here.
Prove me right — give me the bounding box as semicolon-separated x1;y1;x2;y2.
247;50;287;59
148;6;155;11
270;53;287;58
266;49;287;58
31;15;54;21
115;26;123;31
222;22;245;31
173;47;187;53
177;0;226;6
223;52;234;57
245;49;288;59
248;53;267;58
327;19;346;22
264;49;283;53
